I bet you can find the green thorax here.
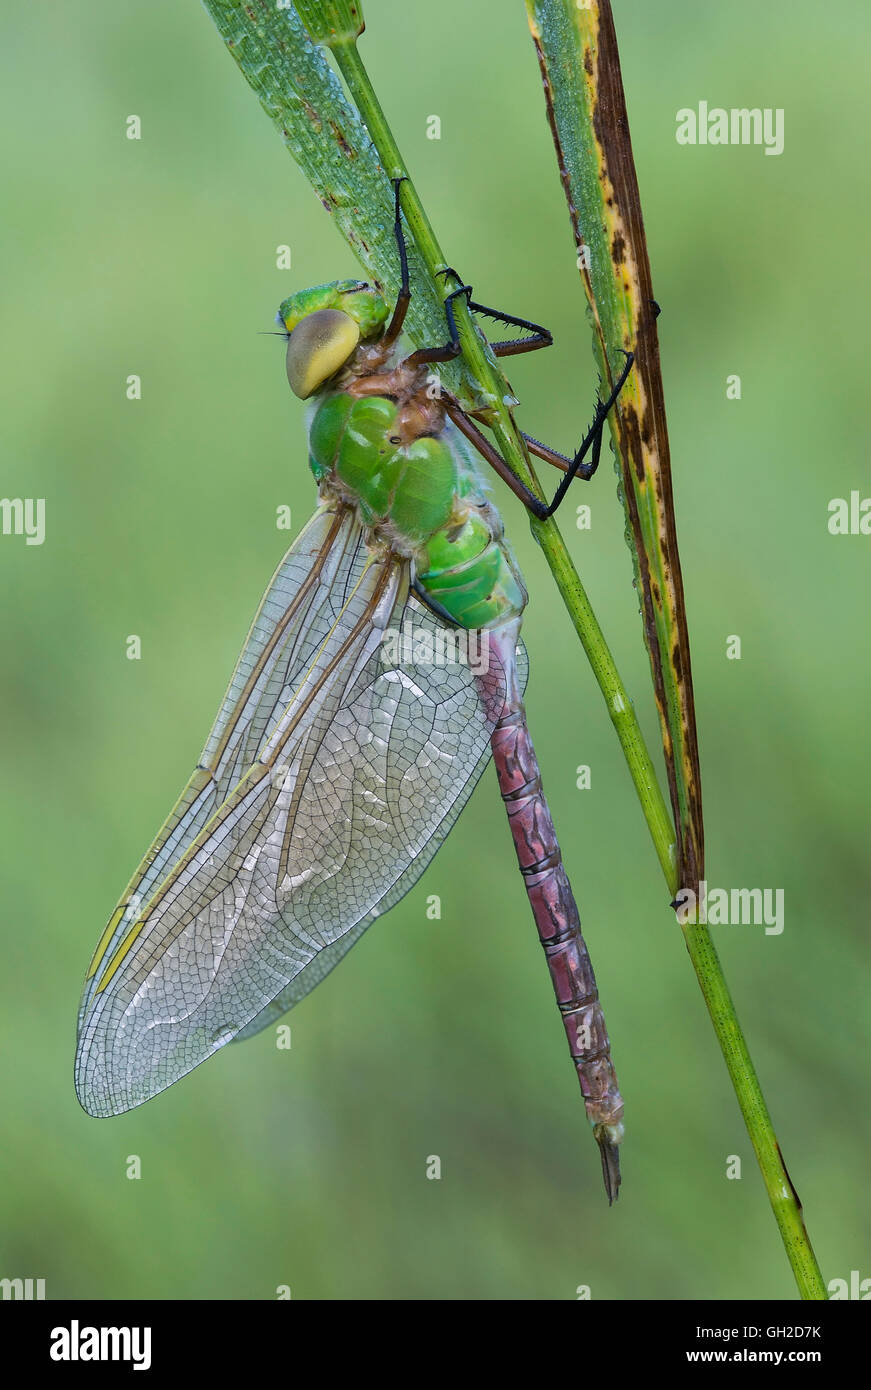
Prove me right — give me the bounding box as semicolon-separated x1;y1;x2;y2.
309;387;525;631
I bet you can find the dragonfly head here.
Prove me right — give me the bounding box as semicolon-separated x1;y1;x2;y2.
278;280;389;399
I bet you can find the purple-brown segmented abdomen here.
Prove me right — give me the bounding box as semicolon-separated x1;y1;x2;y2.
489;698;625;1202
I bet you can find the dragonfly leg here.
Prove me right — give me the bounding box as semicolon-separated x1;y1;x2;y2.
433;269;554;358
470;299;553;358
523;314;662;484
443;349;634;521
382;177;411;348
533;350;635;516
382;186;470;363
443;393;546;514
403;282;473;367
401;250;553;366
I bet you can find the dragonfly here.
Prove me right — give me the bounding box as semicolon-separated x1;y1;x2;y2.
75;179;634;1201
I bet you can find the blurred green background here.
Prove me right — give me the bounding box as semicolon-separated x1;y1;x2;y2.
1;0;869;1301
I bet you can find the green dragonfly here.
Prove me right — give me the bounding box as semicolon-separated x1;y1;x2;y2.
75;180;634;1199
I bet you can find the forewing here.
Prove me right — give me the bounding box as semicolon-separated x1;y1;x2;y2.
79;505;363;998
76;507;521;1116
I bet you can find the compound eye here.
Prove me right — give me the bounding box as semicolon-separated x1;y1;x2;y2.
285;309;360;399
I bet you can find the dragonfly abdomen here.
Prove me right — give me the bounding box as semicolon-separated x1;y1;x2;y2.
488;680;625;1200
416;510;526;629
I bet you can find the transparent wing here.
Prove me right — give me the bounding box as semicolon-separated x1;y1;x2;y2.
76;503;523;1116
235;624;528;1043
78;503;365;1018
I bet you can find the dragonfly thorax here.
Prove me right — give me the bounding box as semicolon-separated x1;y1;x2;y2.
307;365;526;630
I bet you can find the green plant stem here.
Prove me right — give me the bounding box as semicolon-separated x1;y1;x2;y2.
333;37;676;893
332;30;825;1302
682;920;825;1298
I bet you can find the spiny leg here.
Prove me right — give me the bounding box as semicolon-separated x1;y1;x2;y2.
520;434;576;475
443;349;634;521
462;357;634;488
434;269;554;357
405;270;554;368
471;300;553;358
403;281;473;367
436;274;635;491
429;267;635;497
518;354;635;481
434;271;554;357
535;350;635;517
403;251;634;515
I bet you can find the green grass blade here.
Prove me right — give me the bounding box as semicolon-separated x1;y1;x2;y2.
200;0;469;401
294;0;364;43
526;0;703;894
525;0;825;1300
